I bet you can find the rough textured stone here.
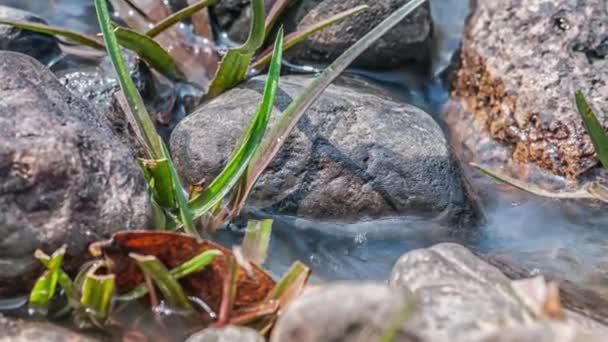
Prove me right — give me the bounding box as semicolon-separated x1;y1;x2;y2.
283;0;432;69
449;0;608;179
0;314;100;342
460;323;604;342
186;326;265;342
0;52;151;297
270;283;422;342
170;75;479;225
0;6;61;64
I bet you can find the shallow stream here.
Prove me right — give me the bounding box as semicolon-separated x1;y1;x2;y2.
4;0;608;298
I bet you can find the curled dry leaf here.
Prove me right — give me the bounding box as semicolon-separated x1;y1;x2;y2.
89;231;275;314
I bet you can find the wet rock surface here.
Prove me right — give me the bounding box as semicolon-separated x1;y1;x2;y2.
171;75;479;225
0;314;101;342
270;283;421;342
0;52;151;296
449;0;608;179
283;0;432;69
213;0;276;43
0;6;61;64
186;326;265;342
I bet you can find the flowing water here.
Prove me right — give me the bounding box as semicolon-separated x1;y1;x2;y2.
3;0;608;297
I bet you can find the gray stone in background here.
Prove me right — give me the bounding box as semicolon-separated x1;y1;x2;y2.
0;314;101;342
186;326;265;342
450;0;608;179
0;52;151;297
170;75;479;226
0;6;61;64
270;283;422;342
213;0;276;43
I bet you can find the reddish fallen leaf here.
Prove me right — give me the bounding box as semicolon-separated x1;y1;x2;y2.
90;231;275;313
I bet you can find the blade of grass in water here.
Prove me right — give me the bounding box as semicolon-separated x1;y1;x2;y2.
95;0;162;159
36;250;74;299
0;20;104;48
117;249;222;301
188;29;284;219
575;91;608;169
28;246;67;316
114;26;184;80
471;163;608;203
138;159;177;209
234;0;427;212
252;5;368;71
130;253;196;317
79;267;115;325
207;0;266;97
146;0;218;37
242;219;273;265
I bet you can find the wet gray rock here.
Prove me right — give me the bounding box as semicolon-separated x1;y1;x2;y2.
270;283;422;342
0;6;61;64
283;0;432;69
0;52;151;297
0;314;101;342
450;0;608;179
186;326;265;342
170;75;479;225
461;323;603;342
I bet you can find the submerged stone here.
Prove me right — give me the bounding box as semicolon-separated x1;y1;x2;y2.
0;52;151;297
170;75;479;226
0;314;101;342
186;326;265;342
0;6;61;64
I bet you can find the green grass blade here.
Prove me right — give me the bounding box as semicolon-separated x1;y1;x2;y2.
28;246;67;316
36;250;74;299
117;249;222;301
237;0;427;211
252;5;368;70
207;0;266;97
189;29;284;219
146;0;218;37
114;26;184;80
130;253;196;316
95;0;163;159
242;219;273;265
80;270;115;324
138;159;177;209
471;163;608;203
575;91;608;169
0;19;104;48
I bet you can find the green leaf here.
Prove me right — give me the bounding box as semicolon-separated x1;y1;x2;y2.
79;267;115;324
36;250;74;300
95;0;163;159
252;5;368;71
242;219;273;265
188;29;284;219
117;249;222;301
138;159;177;209
575;91;608;169
28;246;67;316
146;0;218;37
235;0;427;212
0;19;104;49
207;0;266;97
114;26;184;80
471;163;608;203
130;253;196;316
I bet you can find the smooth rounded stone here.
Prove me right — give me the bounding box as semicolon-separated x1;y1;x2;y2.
0;52;151;297
270;283;422;342
0;314;100;342
170;75;479;225
283;0;432;69
0;6;60;64
449;0;608;179
186;326;265;342
461;323;604;342
390;243;535;339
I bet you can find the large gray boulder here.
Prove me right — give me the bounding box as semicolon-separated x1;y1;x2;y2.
449;0;608;179
0;52;151;297
170;75;479;225
0;6;60;64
